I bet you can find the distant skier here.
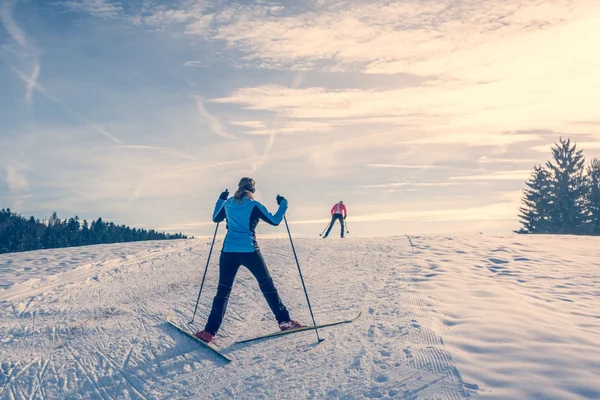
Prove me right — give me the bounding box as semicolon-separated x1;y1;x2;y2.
195;177;302;343
322;201;347;238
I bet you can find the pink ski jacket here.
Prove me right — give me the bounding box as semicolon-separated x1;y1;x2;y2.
331;203;347;217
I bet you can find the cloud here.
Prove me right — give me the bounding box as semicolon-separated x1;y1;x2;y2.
156;0;598;80
194;97;236;139
128;128;406;200
230;121;267;129
210;82;594;145
449;170;532;181
366;202;518;223
60;104;121;143
183;60;208;68
140;0;599;144
0;0;27;48
2;2;120;144
291;71;306;89
125;147;260;202
531;141;600;153
367;164;445;170
115;145;196;160
56;0;123;19
477;156;540;164
157;220;218;232
243;121;334;136
71;188;97;201
0;0;40;106
363;182;458;189
5;163;29;192
23;61;39;105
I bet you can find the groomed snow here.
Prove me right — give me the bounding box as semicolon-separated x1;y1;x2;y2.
1;235;599;399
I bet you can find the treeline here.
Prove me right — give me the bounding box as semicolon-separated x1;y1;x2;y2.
0;210;187;254
518;138;600;235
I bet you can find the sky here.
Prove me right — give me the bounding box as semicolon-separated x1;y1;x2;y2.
1;0;600;238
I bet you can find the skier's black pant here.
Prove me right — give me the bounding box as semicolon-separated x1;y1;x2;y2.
204;251;290;334
323;213;345;238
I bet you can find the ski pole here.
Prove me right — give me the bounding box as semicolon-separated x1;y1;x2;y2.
189;222;220;324
318;221;329;237
283;216;324;343
344;219;349;234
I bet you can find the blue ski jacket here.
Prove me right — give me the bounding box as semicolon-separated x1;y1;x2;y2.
212;197;288;252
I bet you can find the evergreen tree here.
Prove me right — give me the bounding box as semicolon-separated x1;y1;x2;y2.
518;165;554;233
81;219;90;244
587;158;600;234
545;138;588;234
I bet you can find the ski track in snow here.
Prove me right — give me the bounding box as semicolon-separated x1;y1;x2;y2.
1;235;599;398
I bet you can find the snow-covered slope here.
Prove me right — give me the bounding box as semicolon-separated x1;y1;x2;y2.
1;235;599;399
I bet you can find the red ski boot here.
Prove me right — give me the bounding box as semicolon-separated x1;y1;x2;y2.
195;330;215;343
279;320;303;331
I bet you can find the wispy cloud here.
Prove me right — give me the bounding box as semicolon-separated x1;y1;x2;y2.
60;104;121;143
71;188;97;202
5;163;29;192
157;220;216;232
363;182;458;189
230;121;266;129
183;60;208;68
23;61;39;105
153;0;598;80
1;1;120;144
115;145;196;160
6;159;98;203
57;0;123;19
450;171;532;181
0;0;27;47
353;202;518;223
1;0;40;106
531;141;600;153
477;156;540;164
160;0;600;147
127;128;406;201
210;83;593;147
291;71;305;89
194;96;236;140
367;164;445;170
244;121;333;136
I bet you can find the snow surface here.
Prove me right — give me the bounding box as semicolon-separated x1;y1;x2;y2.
1;235;600;399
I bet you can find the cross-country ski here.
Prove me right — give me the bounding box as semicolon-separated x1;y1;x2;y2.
166;316;232;362
235;312;362;344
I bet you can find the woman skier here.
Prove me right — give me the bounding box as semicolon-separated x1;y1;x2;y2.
321;201;347;238
195;177;302;343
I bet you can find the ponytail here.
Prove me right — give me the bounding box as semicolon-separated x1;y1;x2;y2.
233;177;255;203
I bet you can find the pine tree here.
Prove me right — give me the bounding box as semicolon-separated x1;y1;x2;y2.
545;138;588;234
518;165;554;233
587;158;600;234
81;220;90;244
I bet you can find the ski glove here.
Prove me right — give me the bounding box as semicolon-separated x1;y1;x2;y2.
276;195;286;205
219;189;229;200
344;215;347;219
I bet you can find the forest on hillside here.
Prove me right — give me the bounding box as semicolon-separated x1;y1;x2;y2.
0;209;187;254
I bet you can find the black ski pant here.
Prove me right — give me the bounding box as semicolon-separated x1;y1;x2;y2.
204;251;290;334
323;213;345;238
